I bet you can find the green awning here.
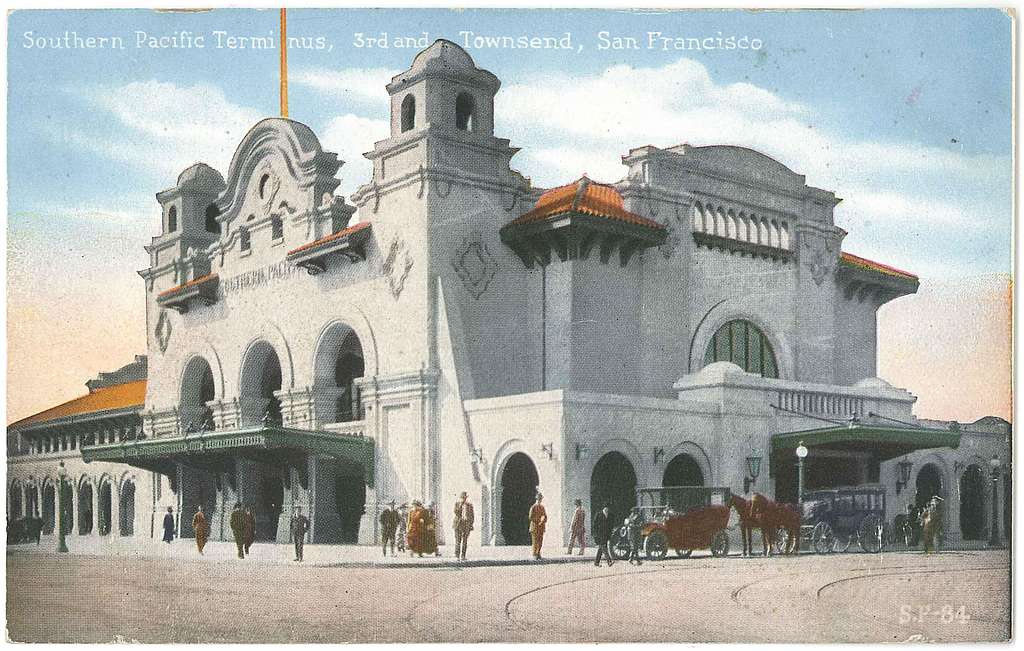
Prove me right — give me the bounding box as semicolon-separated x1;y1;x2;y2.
771;423;960;462
81;426;374;486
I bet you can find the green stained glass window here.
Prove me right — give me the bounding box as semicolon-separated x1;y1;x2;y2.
704;320;779;379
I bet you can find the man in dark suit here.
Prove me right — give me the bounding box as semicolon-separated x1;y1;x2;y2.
593;505;614;567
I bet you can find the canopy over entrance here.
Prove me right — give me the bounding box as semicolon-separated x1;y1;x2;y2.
772;423;960;462
81;426;374;486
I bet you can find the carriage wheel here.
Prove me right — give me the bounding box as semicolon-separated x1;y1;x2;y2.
675;548;693;558
644;531;669;560
859;514;884;553
609;526;632;560
710;530;730;557
770;528;786;552
834;533;853;553
811;522;836;554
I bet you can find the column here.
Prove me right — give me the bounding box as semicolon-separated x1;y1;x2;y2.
308;457;343;543
357;485;378;545
90;481;99;537
71;481;80;536
110;482;121;538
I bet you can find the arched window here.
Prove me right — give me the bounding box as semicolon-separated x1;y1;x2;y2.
205;204;221;234
401;94;416;132
167;206;178;233
240;227;251;252
271;215;283;240
455;92;475;131
703;320;778;378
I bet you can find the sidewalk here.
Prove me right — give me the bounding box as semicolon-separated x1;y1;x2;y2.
8;535;597;568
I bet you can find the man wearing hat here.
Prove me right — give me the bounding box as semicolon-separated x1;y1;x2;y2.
229;502;246;559
380;500;400;556
567;498;586;556
529;493;548;560
452;491;474;560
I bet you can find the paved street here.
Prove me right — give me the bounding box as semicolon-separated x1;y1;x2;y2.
6;545;1010;643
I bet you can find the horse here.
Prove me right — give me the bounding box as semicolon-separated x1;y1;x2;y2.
729;494;770;556
759;498;801;554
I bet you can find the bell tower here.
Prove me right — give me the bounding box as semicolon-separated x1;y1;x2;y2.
385;39;500;140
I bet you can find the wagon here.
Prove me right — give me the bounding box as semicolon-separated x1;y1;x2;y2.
799;485;886;554
610;486;733;560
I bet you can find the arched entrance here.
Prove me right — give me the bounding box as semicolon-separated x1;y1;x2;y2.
334;461;367;543
313;323;365;423
500;452;539;545
590;452;637;531
180;356;215;430
97;480;113;536
663;453;705;487
915;464;943;510
77;482;94;535
42;482;55;534
119;481;135;536
9;481;23;519
240;341;283;426
959;465;985;540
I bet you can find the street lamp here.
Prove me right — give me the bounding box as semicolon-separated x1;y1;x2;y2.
795;442;808;504
744;449;762;493
989;455;1001;547
56;461;68;553
896;458;913;495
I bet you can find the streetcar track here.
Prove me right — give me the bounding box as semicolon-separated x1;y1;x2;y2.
814;564;1011;598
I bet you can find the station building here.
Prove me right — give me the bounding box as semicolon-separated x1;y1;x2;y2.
7;40;1011;549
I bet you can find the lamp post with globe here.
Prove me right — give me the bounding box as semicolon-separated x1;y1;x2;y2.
796;442;809;505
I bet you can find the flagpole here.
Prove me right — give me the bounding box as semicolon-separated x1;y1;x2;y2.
279;8;288;118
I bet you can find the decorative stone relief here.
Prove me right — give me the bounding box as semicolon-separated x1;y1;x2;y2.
802;233;837;286
155;309;173;353
451;232;499;299
256;164;281;217
381;236;414;299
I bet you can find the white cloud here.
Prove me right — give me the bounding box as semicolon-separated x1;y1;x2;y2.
290;66;398;110
71;80;264;182
319;113;390;197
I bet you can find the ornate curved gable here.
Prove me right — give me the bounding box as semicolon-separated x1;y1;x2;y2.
214;118;342;233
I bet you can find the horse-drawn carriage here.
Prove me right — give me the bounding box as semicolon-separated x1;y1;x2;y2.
610;486;733;560
798;485;886;554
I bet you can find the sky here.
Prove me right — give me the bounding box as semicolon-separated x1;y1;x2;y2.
5;8;1013;423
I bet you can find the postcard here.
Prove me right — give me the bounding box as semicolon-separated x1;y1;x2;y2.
5;7;1012;644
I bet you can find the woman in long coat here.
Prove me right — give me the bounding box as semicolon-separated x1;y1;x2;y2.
423;503;439;556
406;501;426;557
162;507;175;543
192;505;208;555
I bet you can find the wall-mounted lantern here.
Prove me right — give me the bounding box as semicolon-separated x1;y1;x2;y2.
575;443;589;461
896;457;913;495
469;447;484;465
653;447;666;464
541;443;554;460
744;449;762;493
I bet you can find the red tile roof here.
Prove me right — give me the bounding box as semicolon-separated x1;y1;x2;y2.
287;221;372;256
9;380;147;429
157;273;218;298
509;177;665;230
839;252;917;281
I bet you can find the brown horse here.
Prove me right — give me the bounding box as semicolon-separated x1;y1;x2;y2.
730;494;770;556
761;497;798;552
750;493;802;555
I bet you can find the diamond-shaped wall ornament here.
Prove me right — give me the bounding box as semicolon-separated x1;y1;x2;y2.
381;236;414;299
155;309;173;354
452;232;499;299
